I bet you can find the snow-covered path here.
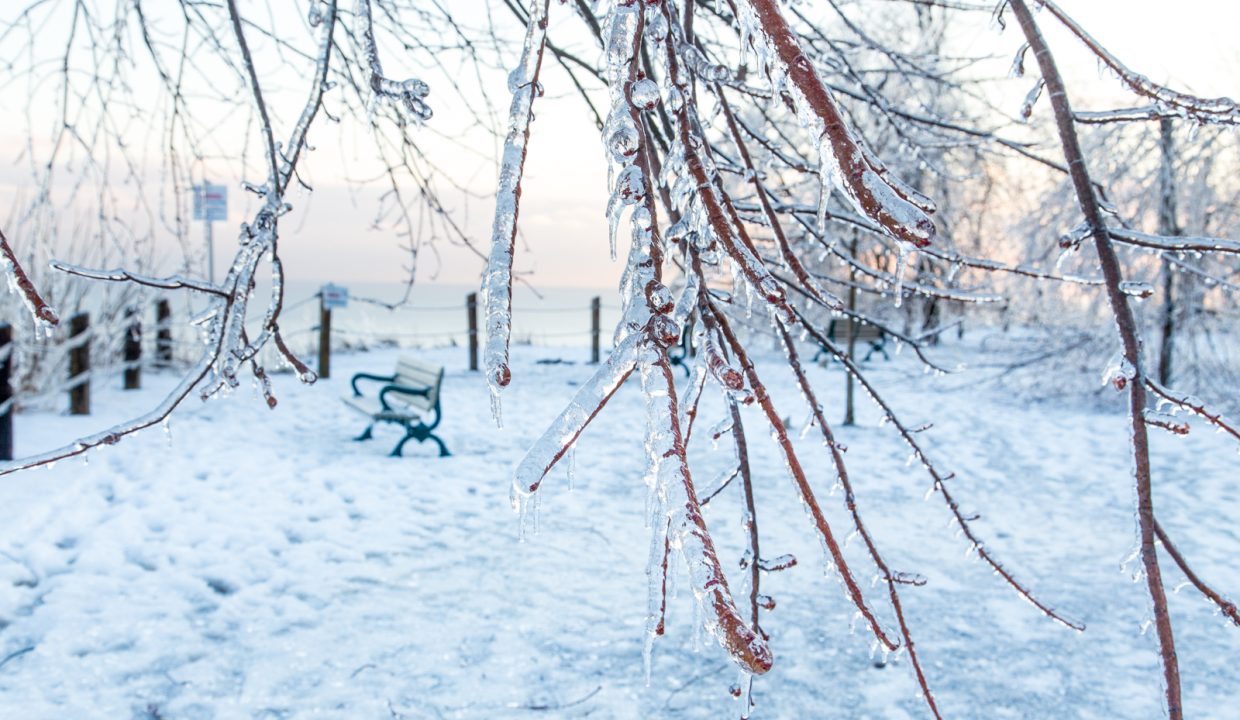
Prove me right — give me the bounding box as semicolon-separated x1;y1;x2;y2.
1;344;1236;719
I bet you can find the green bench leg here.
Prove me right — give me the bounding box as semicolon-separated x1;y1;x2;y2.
354;424;375;441
389;425;451;458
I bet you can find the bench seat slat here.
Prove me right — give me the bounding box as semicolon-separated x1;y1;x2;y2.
343;394;421;420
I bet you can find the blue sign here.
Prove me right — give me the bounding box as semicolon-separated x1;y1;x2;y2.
192;183;228;221
321;284;349;309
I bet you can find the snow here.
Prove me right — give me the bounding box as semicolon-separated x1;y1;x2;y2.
1;341;1237;718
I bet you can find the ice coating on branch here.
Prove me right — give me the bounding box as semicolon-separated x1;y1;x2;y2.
356;0;433;122
1102;351;1137;390
509;332;641;500
704;338;745;391
892;245;910;308
482;0;550;424
1021;78;1046;120
736;0;937;248
1119;280;1154;299
630;78;660;110
638;349;773;676
0;230;59;330
600;2;646;262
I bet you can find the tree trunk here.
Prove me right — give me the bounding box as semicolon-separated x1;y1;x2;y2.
844;235;859;426
1157;117;1180;387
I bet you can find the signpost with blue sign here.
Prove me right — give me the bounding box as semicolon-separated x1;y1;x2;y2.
192;183;228;283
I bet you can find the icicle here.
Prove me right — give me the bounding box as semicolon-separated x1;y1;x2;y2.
892;246;910;308
482;0;551;425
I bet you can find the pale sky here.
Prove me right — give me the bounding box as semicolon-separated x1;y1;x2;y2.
2;0;1237;290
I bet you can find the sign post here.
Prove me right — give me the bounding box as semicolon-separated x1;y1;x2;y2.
192;183;228;284
319;284;348;380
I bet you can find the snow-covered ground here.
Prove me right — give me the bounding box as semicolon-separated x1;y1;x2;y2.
0;342;1236;719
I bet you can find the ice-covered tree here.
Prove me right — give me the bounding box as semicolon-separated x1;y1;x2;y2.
2;1;1238;718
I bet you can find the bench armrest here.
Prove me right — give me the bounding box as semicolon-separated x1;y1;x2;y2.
351;372;397;397
379;383;432;411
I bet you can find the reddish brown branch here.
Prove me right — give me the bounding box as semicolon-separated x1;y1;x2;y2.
1144;380;1240;445
796;308;1084;633
1038;0;1240;126
717;87;842;310
743;0;936;247
0;228;60;326
702;296;900;652
1006;4;1180;716
1154;518;1240;627
773;320;941;718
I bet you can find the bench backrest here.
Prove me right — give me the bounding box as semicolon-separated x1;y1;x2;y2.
393;357;444;412
831;319;883;342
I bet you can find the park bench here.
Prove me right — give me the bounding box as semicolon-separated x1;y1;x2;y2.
814;318;890;364
343;356;450;457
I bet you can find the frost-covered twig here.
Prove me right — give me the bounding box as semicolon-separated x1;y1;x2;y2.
1153;518;1240;627
355;0;432;122
1038;0;1240;126
728;397;763;718
1108;227;1240;256
796;306;1084;633
0;228;59;328
703;296;900;652
716;88;842;310
1144;379;1240;445
0;355;214;476
49;261;227;297
773;320;941;719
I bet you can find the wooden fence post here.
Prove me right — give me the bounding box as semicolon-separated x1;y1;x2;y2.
69;312;90;415
318;295;331;380
467;292;479;371
590;296;601;364
123;307;141;389
155;299;172;367
0;324;12;460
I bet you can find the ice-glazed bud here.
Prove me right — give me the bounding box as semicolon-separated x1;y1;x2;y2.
1100;352;1135;391
645;280;674;314
705;343;744;390
308;3;323;26
703;64;730;82
632;206;653;230
1119;280;1154;299
666;86;684;113
615;165;646;204
649;314;681;347
608;117;641;160
645;11;669;41
630;78;660;110
402;78;430;98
